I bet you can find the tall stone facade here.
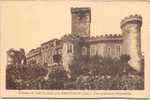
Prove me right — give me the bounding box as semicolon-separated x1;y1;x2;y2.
26;47;41;64
71;7;91;38
40;39;62;65
25;7;143;72
61;34;81;72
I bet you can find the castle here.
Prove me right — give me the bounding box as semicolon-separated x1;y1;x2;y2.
26;7;143;72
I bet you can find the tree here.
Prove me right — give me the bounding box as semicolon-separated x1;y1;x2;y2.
120;54;131;63
6;64;48;89
42;65;68;90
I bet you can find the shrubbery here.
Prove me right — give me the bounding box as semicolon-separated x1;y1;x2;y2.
6;64;48;89
6;55;144;90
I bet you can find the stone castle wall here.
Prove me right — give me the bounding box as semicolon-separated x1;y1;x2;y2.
25;8;143;73
121;15;142;72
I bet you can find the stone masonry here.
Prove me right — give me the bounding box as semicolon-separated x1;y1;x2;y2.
25;7;143;72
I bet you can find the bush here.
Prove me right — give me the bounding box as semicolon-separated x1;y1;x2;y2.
117;74;144;90
6;54;144;90
42;65;68;90
6;64;48;89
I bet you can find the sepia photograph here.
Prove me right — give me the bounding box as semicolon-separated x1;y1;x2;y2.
0;0;150;98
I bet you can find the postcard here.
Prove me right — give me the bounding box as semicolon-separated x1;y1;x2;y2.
0;0;150;98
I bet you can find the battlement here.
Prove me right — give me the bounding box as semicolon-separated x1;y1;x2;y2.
71;7;91;14
85;34;123;43
91;34;122;39
120;14;142;29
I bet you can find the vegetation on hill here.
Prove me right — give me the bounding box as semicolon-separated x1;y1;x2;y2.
6;55;144;90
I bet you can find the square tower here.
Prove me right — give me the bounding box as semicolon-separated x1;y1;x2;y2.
71;7;91;38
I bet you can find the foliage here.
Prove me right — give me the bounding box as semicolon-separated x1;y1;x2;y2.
42;65;68;90
6;64;48;89
70;55;134;78
6;64;68;90
68;54;144;90
120;54;131;63
6;54;144;90
116;74;144;90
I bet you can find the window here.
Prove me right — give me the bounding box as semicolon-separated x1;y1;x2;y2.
98;46;102;56
53;55;61;63
50;57;53;64
116;45;121;56
104;47;111;57
108;47;111;55
51;43;54;47
90;45;96;56
53;41;56;47
56;40;60;45
67;44;73;53
81;47;87;56
58;49;62;54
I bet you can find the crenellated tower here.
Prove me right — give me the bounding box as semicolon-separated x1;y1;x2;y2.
121;14;142;72
71;7;91;38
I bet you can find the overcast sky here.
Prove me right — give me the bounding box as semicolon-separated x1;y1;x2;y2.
1;1;150;53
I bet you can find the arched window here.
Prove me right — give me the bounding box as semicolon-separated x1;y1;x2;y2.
81;47;87;56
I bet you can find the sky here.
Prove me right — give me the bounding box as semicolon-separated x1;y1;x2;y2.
0;1;150;54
